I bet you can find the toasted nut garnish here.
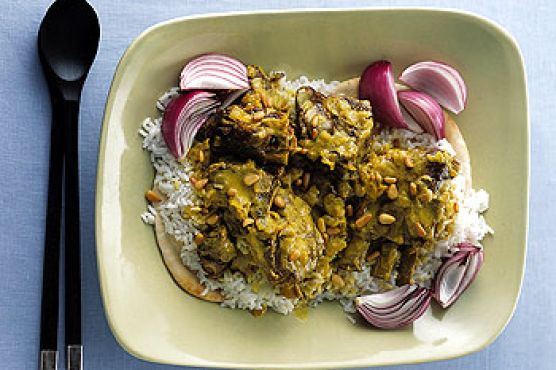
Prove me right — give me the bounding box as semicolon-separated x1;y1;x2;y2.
227;188;238;197
409;182;417;196
378;213;396;225
274;196;286;209
310;115;320;128
194;233;205;245
317;217;326;233
206;214;219;225
145;190;162;202
195;178;208;190
295;178;303;186
198;150;204;162
454;202;460;213
243;173;260;186
331;274;345;288
323;232;329;243
346;204;354;217
420;188;434;202
366;251;380;263
414;222;427;238
289;249;301;261
404;156;414;168
311;128;318;139
303;172;311;189
253;110;265;121
384;176;397;184
327;227;341;236
242;218;254;227
387;184;398;200
250;307;267;317
355;213;372;228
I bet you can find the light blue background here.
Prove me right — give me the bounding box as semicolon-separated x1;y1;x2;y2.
1;1;554;369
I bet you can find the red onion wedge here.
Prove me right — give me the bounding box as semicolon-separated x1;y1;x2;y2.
433;245;484;309
180;53;249;91
456;242;480;253
399;61;467;114
355;285;432;329
400;106;425;134
161;91;219;160
359;61;408;130
398;90;445;139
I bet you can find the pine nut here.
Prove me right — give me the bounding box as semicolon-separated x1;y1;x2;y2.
355;214;372;228
327;227;341;236
243;173;260;186
387;184;398;200
206;214;219;225
414;222;427;237
317;217;326;233
409;182;417;196
378;213;396;225
145;190;162;202
194;233;205;244
274;196;286;209
242;218;254;227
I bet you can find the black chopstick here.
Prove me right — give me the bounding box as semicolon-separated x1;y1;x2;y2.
39;97;65;370
63;100;83;370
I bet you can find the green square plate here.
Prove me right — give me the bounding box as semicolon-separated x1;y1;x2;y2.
96;8;528;368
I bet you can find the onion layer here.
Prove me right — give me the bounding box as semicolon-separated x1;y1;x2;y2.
161;91;219;160
433;244;484;308
356;285;432;329
398;90;445;139
359;61;408;129
180;53;249;91
399;61;467;114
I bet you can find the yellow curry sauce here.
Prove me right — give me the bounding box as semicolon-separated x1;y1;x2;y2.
184;65;460;312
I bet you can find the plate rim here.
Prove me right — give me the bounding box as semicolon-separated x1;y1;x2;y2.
95;7;530;368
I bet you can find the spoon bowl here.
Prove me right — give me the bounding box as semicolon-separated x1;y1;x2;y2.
38;0;100;99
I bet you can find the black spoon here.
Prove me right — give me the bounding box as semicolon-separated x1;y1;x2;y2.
38;1;99;369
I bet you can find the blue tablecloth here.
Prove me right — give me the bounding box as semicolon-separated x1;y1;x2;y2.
1;0;554;369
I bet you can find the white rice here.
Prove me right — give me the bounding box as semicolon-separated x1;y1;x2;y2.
140;76;492;315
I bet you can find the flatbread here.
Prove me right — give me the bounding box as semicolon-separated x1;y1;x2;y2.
153;213;223;303
333;78;472;191
332;77;360;97
444;112;472;191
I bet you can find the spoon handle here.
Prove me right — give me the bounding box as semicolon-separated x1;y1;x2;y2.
39;98;66;370
61;99;83;370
